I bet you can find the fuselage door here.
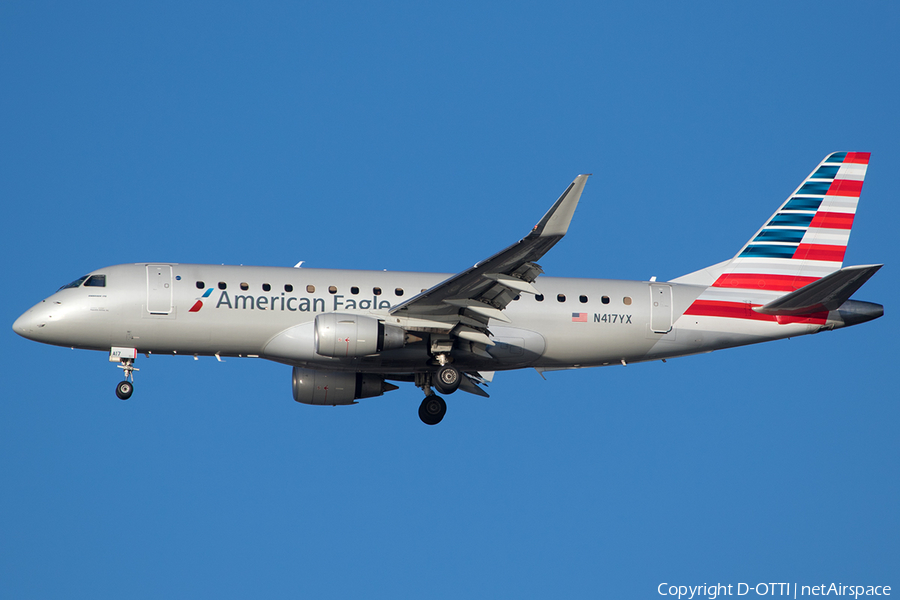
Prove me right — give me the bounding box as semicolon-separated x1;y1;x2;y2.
147;264;173;314
650;283;673;333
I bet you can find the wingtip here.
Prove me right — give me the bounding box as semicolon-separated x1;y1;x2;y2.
534;174;589;238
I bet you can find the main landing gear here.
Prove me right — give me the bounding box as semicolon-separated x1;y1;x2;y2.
418;394;447;426
434;364;461;395
416;361;461;425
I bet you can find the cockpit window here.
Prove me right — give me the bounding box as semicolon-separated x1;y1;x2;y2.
84;275;106;287
59;275;89;290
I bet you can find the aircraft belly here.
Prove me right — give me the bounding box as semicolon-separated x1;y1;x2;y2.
532;318;654;367
483;327;546;368
668;315;819;353
110;310;289;356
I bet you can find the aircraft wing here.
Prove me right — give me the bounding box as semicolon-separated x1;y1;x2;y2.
389;175;589;344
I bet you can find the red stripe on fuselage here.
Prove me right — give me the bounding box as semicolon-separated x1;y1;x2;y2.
809;211;855;230
684;300;827;324
711;273;819;292
792;244;846;262
685;300;771;321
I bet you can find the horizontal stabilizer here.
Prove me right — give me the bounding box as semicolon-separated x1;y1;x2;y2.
753;264;882;316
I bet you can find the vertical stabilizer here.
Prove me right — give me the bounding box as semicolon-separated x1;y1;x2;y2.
675;152;870;320
731;152;868;277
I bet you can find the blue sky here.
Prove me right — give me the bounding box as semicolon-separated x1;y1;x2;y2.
2;2;897;598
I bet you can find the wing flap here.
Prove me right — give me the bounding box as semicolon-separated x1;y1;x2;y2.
452;325;495;345
484;273;540;295
458;373;490;398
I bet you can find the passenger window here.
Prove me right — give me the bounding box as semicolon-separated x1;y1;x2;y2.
623;296;632;305
218;282;227;290
196;281;205;290
240;282;249;291
329;286;337;294
351;286;360;295
262;283;271;292
535;294;544;302
601;296;610;304
307;285;315;293
285;284;294;292
557;294;566;303
85;275;106;287
373;287;382;296
579;295;588;303
395;288;404;296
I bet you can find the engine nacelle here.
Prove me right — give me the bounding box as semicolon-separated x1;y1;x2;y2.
291;367;396;406
314;313;406;358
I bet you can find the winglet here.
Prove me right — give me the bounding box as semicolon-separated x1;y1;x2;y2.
532;174;590;238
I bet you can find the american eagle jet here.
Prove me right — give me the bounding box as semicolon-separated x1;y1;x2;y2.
13;153;883;424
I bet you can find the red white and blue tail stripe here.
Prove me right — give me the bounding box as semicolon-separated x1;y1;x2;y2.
683;152;869;323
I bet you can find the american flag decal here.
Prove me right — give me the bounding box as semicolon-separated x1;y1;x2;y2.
572;313;587;322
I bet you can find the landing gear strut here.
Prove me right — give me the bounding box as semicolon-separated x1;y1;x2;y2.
415;343;459;425
415;365;457;425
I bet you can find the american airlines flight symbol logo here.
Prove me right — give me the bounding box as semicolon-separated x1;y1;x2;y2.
189;288;214;312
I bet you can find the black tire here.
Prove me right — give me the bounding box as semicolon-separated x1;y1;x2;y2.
115;380;134;400
418;395;446;425
433;365;461;395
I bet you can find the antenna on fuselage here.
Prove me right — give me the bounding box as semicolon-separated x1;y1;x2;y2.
293;261;304;268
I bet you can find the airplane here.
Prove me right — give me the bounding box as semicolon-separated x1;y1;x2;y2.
13;152;883;425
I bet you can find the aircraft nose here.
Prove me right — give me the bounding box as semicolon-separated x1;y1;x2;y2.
12;304;46;340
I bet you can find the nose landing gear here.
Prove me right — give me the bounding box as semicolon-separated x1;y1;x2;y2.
115;379;134;400
110;347;139;400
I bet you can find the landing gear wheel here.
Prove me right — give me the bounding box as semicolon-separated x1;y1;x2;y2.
433;365;461;395
418;395;447;425
115;380;134;400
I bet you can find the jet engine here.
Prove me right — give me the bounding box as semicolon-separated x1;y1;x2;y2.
292;367;398;406
314;313;406;358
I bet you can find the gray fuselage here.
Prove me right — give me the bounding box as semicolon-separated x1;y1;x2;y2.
14;262;851;376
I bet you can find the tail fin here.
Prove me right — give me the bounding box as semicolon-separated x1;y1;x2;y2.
732;151;869;277
674;152;869;298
